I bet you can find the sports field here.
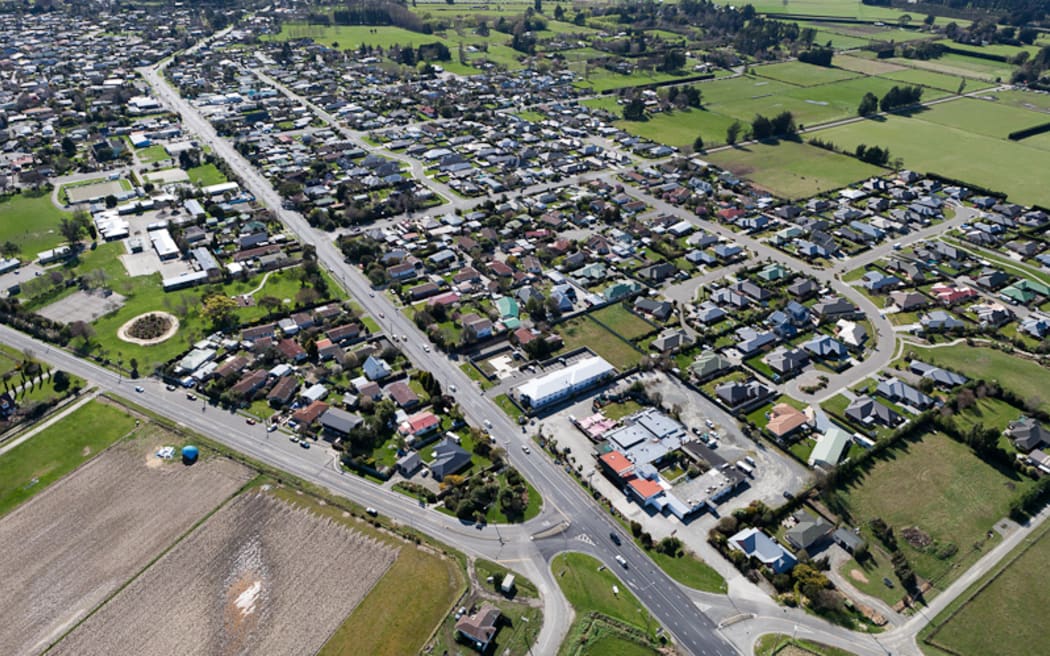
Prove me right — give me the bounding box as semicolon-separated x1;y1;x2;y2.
815;104;1050;207
707;140;884;199
0;191;72;257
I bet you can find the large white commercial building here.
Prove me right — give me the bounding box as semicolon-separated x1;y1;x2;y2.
515;355;615;409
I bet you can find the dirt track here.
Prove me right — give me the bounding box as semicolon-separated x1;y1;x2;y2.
51;493;398;656
0;443;252;656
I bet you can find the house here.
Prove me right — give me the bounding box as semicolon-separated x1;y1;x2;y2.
318;407;364;438
835;320;867;348
401;411;441;438
765;348;809;377
728;528;797;573
277;338;308;362
634;297;673;321
803;335;848;362
651;329;694;353
267;376;299;407
875;378;934;410
455;604;501;652
397;451;423;477
363;355;393;381
386;381;420;409
832;527;866;555
809;427;852;467
715;379;773;412
909;361;967;388
890;290;930;311
930;283;978;306
735;327;777;356
293;400;330;427
694;301;727;324
788;278;819;300
920;310;965;331
846;395;903;428
300;383;329;404
766;403;809;439
429;437;473;480
862;271;901;292
1007;417;1050;452
785;516;833;552
812;296;859;322
690;351;733;382
515;356;615;409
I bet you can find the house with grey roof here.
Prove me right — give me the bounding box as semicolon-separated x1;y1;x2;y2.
429;437;473;480
1007;417;1050;453
846;395;903;428
875;378;934;410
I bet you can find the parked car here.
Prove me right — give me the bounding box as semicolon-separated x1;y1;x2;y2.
165;384;177;391
366;507;379;516
246;418;256;425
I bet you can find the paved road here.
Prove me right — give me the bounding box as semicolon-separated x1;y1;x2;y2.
138;60;745;656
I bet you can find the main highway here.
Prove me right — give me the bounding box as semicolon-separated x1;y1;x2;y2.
48;31;974;656
133;57;747;656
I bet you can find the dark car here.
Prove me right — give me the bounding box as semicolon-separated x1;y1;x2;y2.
610;532;621;546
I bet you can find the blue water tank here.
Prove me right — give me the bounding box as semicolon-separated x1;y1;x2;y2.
181;445;199;464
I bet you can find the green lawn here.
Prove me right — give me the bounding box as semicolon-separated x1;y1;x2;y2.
832;431;1027;591
908;97;1050;141
921;522;1050;656
186;163;227;187
494;393;524;421
754;633;858;656
616;108;739;149
0;400;139;517
837;548;907;607
707;140;885;200
0;191;72;257
551;552;657;633
603;400;644;421
644;547;727;593
814;109;1050;207
136;144;171;164
909;345;1050;414
557;317;643;370
714;0;910;20
954;397;1027;435
878;68;981;93
559;614;660;656
590;304;655;340
753;61;861;87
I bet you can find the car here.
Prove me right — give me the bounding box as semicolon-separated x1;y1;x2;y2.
187;393;197;401
609;532;621;546
246;418;257;425
378;312;385;318
423;345;430;352
134;386;144;393
615;555;628;568
267;423;278;432
692;426;702;436
783;490;794;500
705;419;714;428
365;507;379;516
449;384;457;393
521;444;531;454
369;292;375;297
165;384;177;391
290;435;300;443
883;577;894;589
299;440;310;449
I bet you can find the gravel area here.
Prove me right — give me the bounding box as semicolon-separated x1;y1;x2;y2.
0;443;252;656
51;493;398;656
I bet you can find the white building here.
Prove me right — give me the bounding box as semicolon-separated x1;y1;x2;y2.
515;356;615;409
150;229;179;260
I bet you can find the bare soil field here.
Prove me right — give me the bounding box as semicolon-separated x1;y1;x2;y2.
52;492;398;656
0;442;252;656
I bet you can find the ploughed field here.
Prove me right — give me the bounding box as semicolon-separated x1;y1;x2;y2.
0;442;252;655
50;492;397;656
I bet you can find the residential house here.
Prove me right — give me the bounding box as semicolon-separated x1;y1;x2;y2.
651;329;694;353
835;320;867;348
318;407;364;439
634;297;673;321
890;290;930;311
429;437;473;480
363;355;393;381
455;604;501;652
920;310;965;331
766;403;809;439
809;427;852;467
715;379;774;412
1007;417;1050;452
267;376;299;407
690;351;733;382
765;348;809;378
845;395;903;428
875;378;934;410
909;361;967;388
728;528;797;573
785;516;833;552
386;381;420;409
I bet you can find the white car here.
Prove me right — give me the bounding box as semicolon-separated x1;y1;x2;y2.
521;444;531;454
134;386;144;393
449;384;457;393
615;555;628;568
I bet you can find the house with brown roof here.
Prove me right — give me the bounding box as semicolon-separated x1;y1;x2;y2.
293;400;330;427
267;376;299;407
277;338;308;362
455;604;502;652
386;381;420;409
231;369;268;399
327;323;362;344
766;403;808;439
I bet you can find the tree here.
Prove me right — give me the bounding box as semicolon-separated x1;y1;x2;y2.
573;11;586;26
857;92;879;116
751;114;773;140
201;294;238;330
1;241;19;258
692;134;704;152
61;136;77;158
533;0;542;13
553;4;564;21
59;213;90;249
622;97;646;121
52;370;71;392
726;120;743;145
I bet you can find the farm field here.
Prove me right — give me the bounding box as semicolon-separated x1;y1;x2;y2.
992;88;1050;113
834;55;906;76
0;400;138;517
52;492;397;656
707;140;884;199
831;431;1027;591
921;523;1050;656
0;439;252;656
753;60;860;86
908;345;1050;414
0;191;72;257
712;0;907;20
814;111;1050;207
907;97;1050;140
878;67;983;93
889;53;1012;81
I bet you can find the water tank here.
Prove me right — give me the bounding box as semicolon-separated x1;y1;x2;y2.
181;445;199;464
